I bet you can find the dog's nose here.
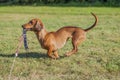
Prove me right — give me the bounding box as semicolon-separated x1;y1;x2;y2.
22;25;24;28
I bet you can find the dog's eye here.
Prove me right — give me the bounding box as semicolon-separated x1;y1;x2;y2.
29;21;33;25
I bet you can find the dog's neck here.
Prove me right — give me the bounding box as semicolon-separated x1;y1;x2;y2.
35;28;48;39
35;28;48;48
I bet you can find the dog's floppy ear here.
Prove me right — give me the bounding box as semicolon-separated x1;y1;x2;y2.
35;21;43;31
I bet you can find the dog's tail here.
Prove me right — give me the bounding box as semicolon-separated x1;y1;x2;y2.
84;13;98;32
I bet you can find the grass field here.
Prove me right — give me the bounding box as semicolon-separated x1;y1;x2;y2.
0;6;120;80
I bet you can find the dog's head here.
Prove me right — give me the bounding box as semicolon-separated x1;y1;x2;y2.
22;19;44;32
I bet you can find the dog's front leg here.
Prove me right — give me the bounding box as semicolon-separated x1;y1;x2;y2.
47;49;57;59
53;51;59;59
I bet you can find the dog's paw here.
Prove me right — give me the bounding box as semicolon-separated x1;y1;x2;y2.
65;53;71;57
50;55;60;60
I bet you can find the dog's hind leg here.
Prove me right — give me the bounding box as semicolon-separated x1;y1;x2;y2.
65;32;86;56
65;38;78;56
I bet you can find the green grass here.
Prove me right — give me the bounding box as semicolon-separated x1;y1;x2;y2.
0;6;120;80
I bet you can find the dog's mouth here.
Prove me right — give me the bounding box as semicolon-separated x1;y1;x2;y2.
24;28;32;31
22;27;33;31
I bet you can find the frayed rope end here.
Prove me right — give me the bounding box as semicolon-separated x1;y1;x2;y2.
15;53;18;57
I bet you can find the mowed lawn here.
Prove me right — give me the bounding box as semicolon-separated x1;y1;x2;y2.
0;6;120;80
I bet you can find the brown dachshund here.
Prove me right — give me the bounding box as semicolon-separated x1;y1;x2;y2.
22;13;98;59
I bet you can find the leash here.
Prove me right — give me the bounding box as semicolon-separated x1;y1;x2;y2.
15;35;23;56
8;29;29;80
8;55;17;80
15;29;29;56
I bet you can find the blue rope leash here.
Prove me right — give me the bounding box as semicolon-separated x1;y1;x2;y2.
23;29;28;50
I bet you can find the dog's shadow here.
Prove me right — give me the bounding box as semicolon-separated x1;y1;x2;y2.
0;52;48;59
0;52;66;59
